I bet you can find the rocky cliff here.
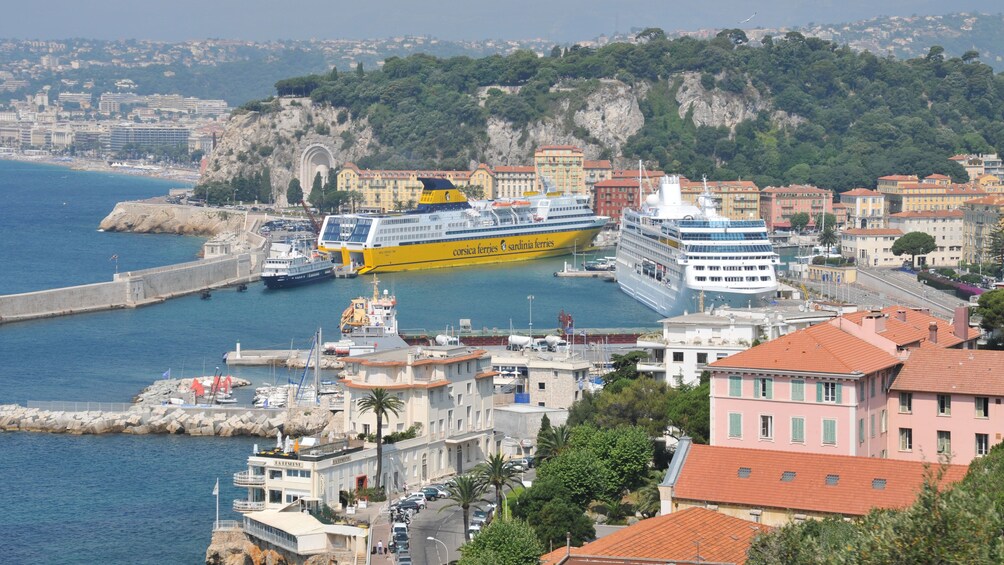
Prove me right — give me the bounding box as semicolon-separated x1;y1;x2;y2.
99;202;245;236
200;74;787;195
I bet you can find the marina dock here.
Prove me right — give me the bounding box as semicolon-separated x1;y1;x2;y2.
554;269;615;280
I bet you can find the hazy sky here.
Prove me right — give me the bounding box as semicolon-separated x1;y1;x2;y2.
4;0;1001;42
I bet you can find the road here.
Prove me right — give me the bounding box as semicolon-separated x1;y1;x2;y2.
798;267;969;317
406;470;536;565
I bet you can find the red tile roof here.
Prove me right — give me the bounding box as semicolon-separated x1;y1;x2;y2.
681;179;760;191
841;228;903;236
926;173;951;180
839;306;978;348
540;507;768;565
879;174;920;181
841;188;882;197
892;348;1004;395
671;444;968;517
709;322;900;375
889;210;964;218
584;160;612;169
493;166;535;174
761;184;832;194
964;195;1004;206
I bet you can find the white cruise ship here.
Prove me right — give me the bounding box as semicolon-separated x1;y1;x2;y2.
260;240;335;289
615;175;778;317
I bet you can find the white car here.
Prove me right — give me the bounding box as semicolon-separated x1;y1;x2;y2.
402;494;427;509
468;523;482;537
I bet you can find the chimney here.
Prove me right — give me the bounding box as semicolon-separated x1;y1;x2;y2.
954;306;970;342
929;321;938;344
862;309;886;334
896;309;907;322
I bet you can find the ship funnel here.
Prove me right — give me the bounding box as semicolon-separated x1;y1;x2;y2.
659;175;683;207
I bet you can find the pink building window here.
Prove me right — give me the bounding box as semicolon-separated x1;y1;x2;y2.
899;428;912;451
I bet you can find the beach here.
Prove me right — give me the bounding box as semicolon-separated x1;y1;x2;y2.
0;152;201;183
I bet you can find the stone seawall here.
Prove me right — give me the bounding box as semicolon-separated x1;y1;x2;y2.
99;201;247;236
0;404;341;437
0;253;260;324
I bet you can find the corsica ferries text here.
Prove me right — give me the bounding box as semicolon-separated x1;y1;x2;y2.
452;238;556;257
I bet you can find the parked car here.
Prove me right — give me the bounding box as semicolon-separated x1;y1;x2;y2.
394;531;409;545
468;523;482;537
429;484;450;497
421;486;440;501
403;494;427;509
392;522;409;537
394;499;421;513
471;509;490;525
504;460;525;472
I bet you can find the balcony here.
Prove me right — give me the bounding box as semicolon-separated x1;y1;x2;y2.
636;361;667;373
233;500;265;513
234;471;266;487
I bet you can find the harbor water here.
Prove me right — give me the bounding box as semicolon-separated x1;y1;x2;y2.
0;160;660;564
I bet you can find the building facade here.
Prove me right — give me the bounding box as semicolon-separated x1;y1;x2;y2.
759;185;834;231
681;178;761;220
336;162;495;211
593;178;641;226
493;166;536;199
961;195;1004;264
876;174;985;214
887;210;964;267
840;228;903;267
534;145;585;194
840;188;885;229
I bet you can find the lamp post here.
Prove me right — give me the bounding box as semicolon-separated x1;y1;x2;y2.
427;536;449;565
527;295;534;335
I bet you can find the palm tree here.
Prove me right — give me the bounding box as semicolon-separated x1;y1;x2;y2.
818;226;838;249
476;452;522;510
536;424;572;461
356;388;404;490
440;474;487;541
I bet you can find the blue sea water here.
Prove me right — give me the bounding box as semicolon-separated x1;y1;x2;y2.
0;160;660;564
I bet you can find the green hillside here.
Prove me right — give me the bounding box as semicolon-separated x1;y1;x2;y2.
257;29;1004;191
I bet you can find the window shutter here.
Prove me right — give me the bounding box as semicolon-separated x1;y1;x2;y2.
729;413;742;438
823;419;836;445
792;417;804;443
766;378;773;400
835;383;843;404
816;382;824;403
729;376;741;397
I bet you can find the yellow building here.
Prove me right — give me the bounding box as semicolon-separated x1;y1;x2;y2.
840;188;885;229
534;145;585;194
680;178;761;220
337;163;495;211
583;159;613;194
974;174;1004;193
876;174;985;214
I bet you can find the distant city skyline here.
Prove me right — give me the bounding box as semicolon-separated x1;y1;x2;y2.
2;0;1001;43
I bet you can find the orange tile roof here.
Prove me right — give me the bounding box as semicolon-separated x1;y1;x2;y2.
892;348;1004;395
841;228;903;236
536;145;583;152
540;507;768;565
926;173;951;180
611;169;665;179
841;188;882;197
879;174;920;181
681;179;760;190
671;444;968;517
889;210;964;218
839;306;978;348
584;159;612;169
595;179;643;188
709;322;900;375
964;195;1004;206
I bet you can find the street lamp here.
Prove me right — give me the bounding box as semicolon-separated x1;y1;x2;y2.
527;295;534;335
427;536;449;565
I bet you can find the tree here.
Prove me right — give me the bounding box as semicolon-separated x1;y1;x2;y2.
458;518;544;565
789;212;810;233
666;377;711;443
536;424;572;461
457;184;485;200
512;475;575;520
818;225;838;249
476;452;522;510
529;499;595;548
977;289;1004;343
355;388;404;490
355;62;364;77
594;376;672;437
441;474;487;541
566;390;598;427
892;231;937;268
813;212;836;230
286;178;302;206
536;448;614;507
985;223;1004;276
572;424;653;493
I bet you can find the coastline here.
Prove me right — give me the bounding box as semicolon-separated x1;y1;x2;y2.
0;152;201;184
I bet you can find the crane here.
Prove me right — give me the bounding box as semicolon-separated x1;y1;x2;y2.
300;200;322;235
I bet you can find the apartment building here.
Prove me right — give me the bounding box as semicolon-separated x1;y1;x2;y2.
681;178;761;220
840;188;885;229
493;165;535;199
961;194;1004;264
876;174;985;214
336;162;495;211
534;145;584;194
759;184;834;231
887;210;963;266
840;228;903;267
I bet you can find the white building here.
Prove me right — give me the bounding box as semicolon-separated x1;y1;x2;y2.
636;305;837;386
491;349;593;409
887;209;963;267
241;503;369;564
233;345;496;516
840;228;904;267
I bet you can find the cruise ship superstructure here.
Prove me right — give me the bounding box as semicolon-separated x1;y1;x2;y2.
615;175;779;317
317;178;608;273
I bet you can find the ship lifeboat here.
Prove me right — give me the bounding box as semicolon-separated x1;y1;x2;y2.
493;201;513;207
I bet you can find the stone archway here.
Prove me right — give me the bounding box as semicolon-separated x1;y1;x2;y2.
299;144;335;200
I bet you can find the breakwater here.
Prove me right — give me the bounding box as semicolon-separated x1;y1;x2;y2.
0;403;342;437
0;252;260;324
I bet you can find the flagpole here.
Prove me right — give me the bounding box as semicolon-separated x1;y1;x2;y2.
214;477;220;529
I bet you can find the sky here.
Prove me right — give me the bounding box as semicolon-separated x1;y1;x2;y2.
2;0;1001;43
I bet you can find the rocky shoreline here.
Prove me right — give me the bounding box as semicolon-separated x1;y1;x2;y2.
0;404;341;438
99;201;247;236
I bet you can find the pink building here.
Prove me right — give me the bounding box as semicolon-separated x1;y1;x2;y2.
759;184;834;231
889;348;1004;463
710;306;983;461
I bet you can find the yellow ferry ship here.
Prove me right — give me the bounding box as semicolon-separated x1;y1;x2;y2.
317;178;608;273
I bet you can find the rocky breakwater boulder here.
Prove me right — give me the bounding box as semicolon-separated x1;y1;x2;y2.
99;202;245;236
205;529;256;565
0;403;335;438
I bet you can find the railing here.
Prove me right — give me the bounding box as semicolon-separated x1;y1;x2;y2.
214;520;242;532
514;393;530;404
233;500;266;512
234;471;266;486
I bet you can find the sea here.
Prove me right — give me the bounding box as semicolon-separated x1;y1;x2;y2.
0;160;660;564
